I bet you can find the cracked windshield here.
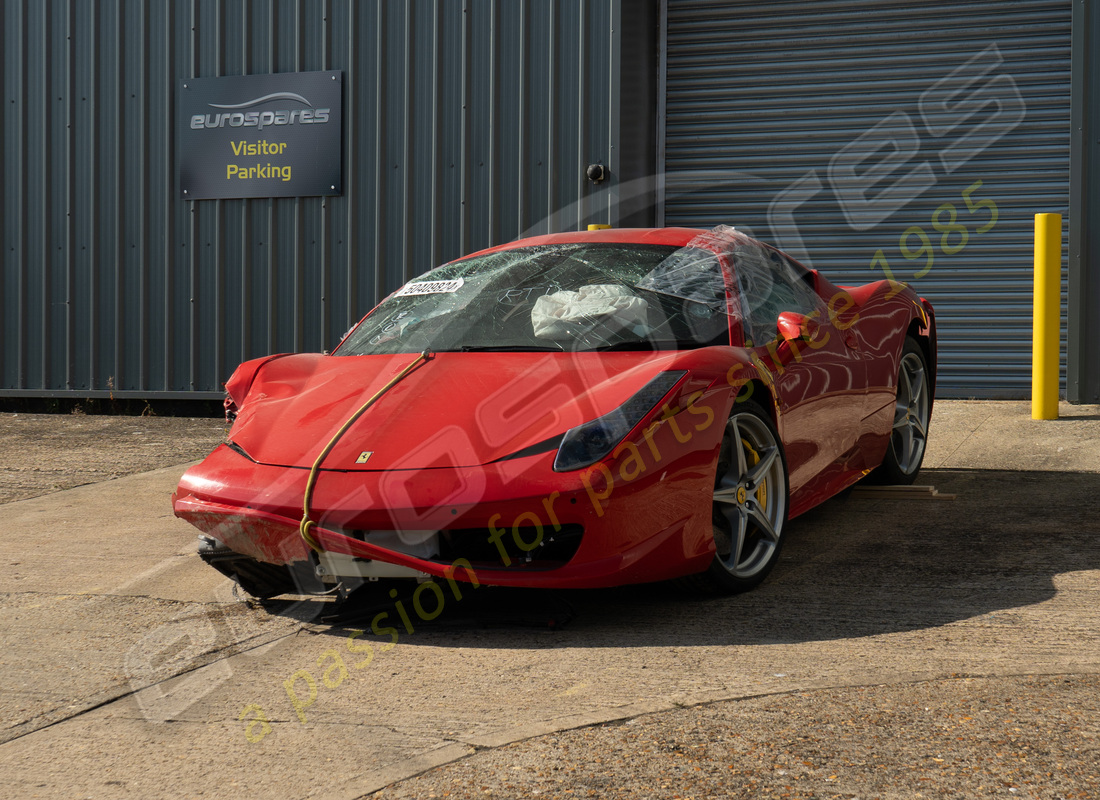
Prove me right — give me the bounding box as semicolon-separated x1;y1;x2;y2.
337;242;733;356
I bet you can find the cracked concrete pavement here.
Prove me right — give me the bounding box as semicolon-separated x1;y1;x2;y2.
0;401;1098;798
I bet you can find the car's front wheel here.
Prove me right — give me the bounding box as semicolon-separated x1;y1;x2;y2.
686;400;789;594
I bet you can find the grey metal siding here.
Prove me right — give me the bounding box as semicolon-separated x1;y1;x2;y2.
662;0;1072;399
1068;0;1100;404
2;0;645;398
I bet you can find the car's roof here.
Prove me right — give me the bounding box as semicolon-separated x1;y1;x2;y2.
463;227;708;259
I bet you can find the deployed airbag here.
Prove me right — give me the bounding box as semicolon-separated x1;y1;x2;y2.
531;284;649;340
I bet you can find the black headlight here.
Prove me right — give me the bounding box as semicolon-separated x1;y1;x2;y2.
553;371;687;472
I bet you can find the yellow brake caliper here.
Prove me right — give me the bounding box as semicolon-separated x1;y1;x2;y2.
741;438;767;508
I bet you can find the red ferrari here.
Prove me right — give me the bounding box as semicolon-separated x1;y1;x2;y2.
173;226;935;598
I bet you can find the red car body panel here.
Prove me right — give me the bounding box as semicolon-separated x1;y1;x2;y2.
227;351;698;470
174;227;935;590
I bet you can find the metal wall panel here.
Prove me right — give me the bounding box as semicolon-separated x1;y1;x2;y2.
1068;0;1100;404
2;0;644;398
662;0;1073;399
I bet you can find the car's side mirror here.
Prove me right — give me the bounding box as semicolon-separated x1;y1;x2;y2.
777;311;817;343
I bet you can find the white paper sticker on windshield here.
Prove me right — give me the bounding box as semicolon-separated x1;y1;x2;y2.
395;278;464;296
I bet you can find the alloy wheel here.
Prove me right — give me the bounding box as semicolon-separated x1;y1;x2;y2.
891;351;930;475
712;410;787;579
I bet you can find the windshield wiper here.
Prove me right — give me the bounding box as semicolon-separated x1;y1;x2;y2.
454;344;565;352
591;339;706;352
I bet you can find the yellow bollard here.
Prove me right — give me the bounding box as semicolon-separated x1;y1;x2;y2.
1032;213;1061;420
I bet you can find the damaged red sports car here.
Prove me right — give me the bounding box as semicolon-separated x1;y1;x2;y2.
173;226;936;598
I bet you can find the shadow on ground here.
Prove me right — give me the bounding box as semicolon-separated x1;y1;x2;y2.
264;468;1100;648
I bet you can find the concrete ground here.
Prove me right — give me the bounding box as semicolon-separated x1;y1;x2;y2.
0;400;1098;799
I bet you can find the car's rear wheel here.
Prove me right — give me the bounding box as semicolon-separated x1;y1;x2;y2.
870;338;930;485
685;400;789;594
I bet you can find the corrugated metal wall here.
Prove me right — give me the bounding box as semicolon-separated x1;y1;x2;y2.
661;0;1072;399
2;0;640;398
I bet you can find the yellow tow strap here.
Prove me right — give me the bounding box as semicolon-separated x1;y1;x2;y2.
299;350;433;553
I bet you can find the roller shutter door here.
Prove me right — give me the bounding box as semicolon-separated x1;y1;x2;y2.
662;0;1071;398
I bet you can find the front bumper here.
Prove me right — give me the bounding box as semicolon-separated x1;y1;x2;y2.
174;432;718;589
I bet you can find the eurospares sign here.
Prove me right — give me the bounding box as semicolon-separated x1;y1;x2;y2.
179;71;342;199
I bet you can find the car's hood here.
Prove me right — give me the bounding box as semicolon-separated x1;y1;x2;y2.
228;350;685;470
